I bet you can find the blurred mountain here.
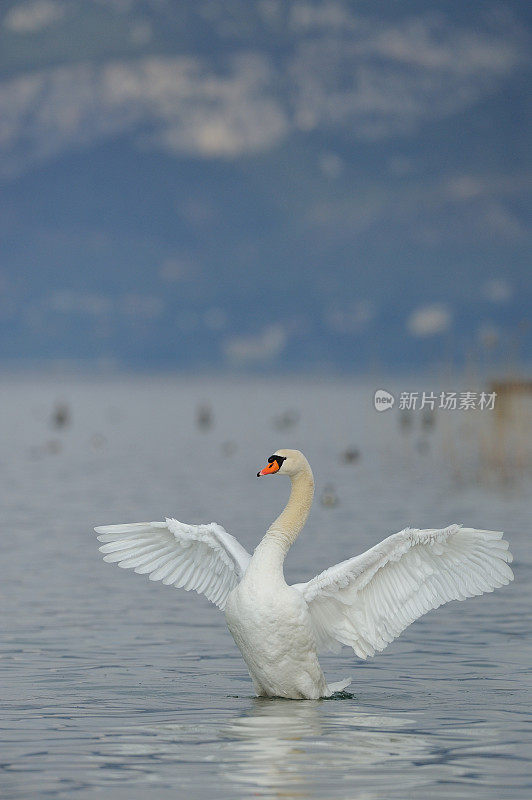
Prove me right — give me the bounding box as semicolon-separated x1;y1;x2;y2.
0;0;530;370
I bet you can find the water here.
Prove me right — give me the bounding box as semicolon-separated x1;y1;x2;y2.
1;375;530;799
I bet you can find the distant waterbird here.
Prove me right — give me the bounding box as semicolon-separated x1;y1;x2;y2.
221;440;237;457
196;403;213;431
273;409;300;431
320;483;339;507
52;402;70;429
341;447;360;464
399;410;413;433
421;408;436;431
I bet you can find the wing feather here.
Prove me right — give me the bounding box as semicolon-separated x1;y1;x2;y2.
294;525;513;658
95;518;251;610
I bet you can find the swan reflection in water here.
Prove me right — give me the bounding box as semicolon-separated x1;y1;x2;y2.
219;698;428;799
92;699;432;798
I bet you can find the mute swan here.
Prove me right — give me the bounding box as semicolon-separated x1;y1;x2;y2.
94;449;514;700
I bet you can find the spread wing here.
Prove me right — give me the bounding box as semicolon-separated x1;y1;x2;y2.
293;525;513;658
95;518;251;610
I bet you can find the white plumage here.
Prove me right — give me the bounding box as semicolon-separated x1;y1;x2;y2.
293;524;513;659
95;449;513;699
96;520;250;609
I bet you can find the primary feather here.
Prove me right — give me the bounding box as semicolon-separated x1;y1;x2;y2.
95;519;251;610
293;525;514;659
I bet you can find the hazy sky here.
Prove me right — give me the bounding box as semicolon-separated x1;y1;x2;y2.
1;1;530;370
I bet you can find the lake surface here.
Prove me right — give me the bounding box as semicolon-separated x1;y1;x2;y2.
1;375;530;799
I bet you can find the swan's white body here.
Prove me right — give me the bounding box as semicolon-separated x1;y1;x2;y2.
225;557;335;699
95;449;514;699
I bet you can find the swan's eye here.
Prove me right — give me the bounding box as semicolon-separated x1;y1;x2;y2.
268;455;286;466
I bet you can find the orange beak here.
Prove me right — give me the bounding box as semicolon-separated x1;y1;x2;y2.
257;459;280;477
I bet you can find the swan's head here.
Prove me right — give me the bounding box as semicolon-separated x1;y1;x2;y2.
257;449;309;478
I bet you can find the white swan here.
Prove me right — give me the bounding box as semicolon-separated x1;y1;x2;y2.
94;449;514;699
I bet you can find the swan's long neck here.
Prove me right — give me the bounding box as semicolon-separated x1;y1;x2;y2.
252;464;315;573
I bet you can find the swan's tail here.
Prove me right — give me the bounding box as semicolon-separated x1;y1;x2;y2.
325;677;352;696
